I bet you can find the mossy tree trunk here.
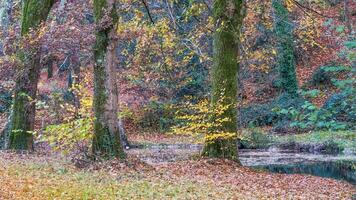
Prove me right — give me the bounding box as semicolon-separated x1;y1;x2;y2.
92;0;125;158
9;0;55;150
273;0;298;96
202;0;244;161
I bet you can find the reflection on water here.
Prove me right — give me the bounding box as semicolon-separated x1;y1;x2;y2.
254;161;356;185
240;149;356;185
129;144;356;184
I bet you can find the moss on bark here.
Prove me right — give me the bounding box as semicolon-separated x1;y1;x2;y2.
21;0;55;35
202;0;244;161
92;0;125;159
9;0;55;150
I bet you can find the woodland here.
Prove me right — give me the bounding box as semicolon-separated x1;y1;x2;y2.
0;0;355;199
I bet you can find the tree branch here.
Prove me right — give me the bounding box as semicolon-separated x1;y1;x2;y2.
292;0;339;19
140;0;155;24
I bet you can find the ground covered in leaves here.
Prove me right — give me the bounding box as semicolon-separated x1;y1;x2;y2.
0;152;355;200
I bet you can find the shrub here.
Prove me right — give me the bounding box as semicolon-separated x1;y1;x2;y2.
275;100;349;132
311;67;333;86
44;117;93;155
310;65;351;87
240;103;276;127
42;75;94;156
322;91;355;124
134;100;177;132
322;140;344;154
171;96;241;144
240;93;305;128
240;130;272;149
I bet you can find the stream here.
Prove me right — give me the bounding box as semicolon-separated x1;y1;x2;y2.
240;148;356;185
128;144;356;185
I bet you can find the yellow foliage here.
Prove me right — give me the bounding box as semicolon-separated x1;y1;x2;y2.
171;96;241;144
43;72;94;154
285;0;294;11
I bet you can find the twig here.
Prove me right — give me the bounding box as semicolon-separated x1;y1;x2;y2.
140;0;155;24
292;0;338;19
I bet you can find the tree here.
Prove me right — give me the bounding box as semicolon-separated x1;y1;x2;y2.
343;0;352;33
202;0;244;161
0;0;12;56
92;0;125;158
8;0;55;150
273;0;298;96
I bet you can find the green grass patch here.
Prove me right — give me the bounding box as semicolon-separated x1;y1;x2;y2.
273;131;356;152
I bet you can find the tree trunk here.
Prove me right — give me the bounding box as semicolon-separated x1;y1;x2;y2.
273;0;298;96
118;117;129;148
0;0;12;55
343;0;352;33
92;0;125;158
47;58;54;79
0;0;12;149
0;0;12;31
9;0;55;150
0;113;11;149
202;0;244;161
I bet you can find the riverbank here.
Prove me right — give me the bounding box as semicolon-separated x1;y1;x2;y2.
0;151;355;199
272;131;356;154
126;130;356;184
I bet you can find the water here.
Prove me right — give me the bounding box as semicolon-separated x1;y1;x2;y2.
253;161;356;185
129;144;356;184
239;149;356;185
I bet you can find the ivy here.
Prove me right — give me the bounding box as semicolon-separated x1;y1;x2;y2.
273;0;298;96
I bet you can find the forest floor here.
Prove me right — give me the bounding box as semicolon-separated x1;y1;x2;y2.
0;142;355;200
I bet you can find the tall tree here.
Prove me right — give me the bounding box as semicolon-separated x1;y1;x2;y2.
92;0;125;158
0;0;12;55
0;0;13;149
9;0;55;150
273;0;298;96
343;0;352;33
202;0;244;161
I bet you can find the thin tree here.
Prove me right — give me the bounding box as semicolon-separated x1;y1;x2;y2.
0;0;13;148
9;0;55;150
202;0;245;161
92;0;125;158
0;0;12;55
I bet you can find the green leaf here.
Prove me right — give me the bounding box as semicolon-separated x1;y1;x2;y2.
344;40;356;49
336;25;345;33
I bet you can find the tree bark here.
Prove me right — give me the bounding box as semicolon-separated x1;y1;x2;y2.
0;0;12;55
0;113;11;149
0;0;13;149
343;0;352;33
92;0;125;158
118;117;129;148
202;0;244;161
9;0;55;150
0;0;11;30
273;0;298;96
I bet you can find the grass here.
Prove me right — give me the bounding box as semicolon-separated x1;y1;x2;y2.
273;131;356;152
0;160;229;200
0;153;248;200
0;152;355;200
